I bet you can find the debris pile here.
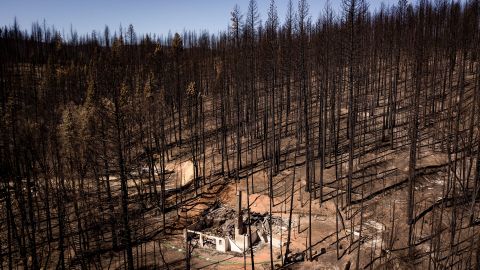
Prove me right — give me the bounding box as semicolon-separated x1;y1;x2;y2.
187;202;297;253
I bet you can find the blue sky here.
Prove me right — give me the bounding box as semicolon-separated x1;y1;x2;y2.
1;0;399;38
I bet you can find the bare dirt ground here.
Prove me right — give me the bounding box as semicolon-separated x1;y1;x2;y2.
111;142;459;270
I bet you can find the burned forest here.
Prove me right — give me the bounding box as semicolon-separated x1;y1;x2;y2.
2;0;480;269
